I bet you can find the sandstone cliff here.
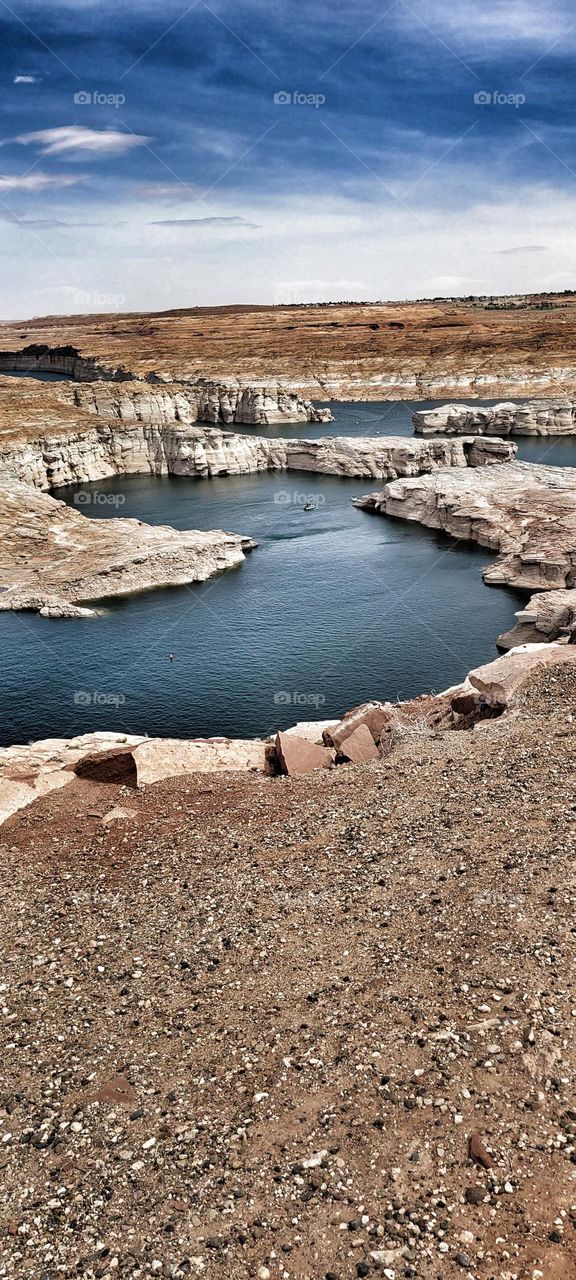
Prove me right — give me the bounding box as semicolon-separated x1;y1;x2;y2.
63;379;333;427
1;421;502;492
0;476;256;617
355;461;576;634
413;400;576;436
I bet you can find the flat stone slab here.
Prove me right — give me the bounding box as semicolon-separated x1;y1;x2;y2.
275;732;333;776
337;724;380;763
469;643;576;706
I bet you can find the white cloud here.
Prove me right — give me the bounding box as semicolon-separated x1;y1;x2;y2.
6;126;151;157
0;172;84;192
0;185;575;319
410;0;573;44
13;75;39;85
131;182;199;200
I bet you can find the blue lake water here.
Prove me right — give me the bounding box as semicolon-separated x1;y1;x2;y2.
0;394;572;747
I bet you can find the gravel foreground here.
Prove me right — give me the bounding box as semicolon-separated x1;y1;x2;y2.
1;668;576;1280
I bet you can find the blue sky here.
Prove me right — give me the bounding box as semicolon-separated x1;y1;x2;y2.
1;0;576;318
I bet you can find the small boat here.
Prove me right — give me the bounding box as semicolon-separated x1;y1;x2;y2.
303;501;316;511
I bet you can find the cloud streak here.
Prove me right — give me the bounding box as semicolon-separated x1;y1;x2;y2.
4;126;151;157
0;172;85;192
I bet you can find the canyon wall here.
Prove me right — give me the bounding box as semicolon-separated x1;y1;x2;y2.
0;355;334;426
1;421;514;492
2;298;576;400
355;460;576;596
413;400;576;436
0;345;131;382
63;380;334;427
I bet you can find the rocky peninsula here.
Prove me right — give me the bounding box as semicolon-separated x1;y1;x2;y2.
355;460;576;595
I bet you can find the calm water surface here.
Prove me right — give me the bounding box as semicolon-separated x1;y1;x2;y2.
1;395;573;746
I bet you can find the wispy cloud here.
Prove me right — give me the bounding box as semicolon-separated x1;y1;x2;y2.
494;244;548;254
13;74;39;84
5;126;151;157
0;172;85;192
130;182;203;200
149;215;259;227
0;209;114;227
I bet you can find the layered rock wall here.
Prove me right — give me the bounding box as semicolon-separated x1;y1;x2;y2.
355;459;576;595
63;380;333;426
413;400;576;436
1;423;503;492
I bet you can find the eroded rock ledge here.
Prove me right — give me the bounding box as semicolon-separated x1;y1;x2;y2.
0;354;334;427
355;459;576;645
0;475;256;617
2;420;509;492
63;380;334;427
413;400;576;436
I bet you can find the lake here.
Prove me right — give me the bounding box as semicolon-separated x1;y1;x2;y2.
0;394;571;746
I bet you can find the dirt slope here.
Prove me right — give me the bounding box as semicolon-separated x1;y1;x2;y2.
1;665;575;1279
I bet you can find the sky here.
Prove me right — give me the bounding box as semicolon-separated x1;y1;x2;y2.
1;0;576;318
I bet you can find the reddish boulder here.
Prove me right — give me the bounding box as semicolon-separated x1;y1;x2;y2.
337;724;380;763
72;747;138;786
324;701;392;750
275;732;333;776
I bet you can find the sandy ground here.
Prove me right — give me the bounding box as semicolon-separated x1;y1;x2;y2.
1;666;576;1280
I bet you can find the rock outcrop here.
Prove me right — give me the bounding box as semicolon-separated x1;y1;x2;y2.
467;643;576;708
413;400;576;437
63;380;333;427
355;460;576;593
0;344;132;382
0;730;275;825
497;587;576;650
0;476;255;616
